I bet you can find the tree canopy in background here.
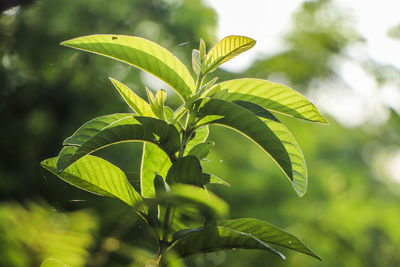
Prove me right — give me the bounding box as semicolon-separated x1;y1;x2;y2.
1;0;400;266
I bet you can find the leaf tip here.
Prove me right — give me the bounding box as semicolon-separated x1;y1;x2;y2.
321;116;329;125
40;159;49;167
59;39;73;47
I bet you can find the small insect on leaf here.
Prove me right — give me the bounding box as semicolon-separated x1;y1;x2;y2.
112;36;118;40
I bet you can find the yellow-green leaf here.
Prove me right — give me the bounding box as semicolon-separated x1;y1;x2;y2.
61;34;195;101
109;78;155;117
140;143;172;198
219;78;328;123
41;155;145;212
203;35;256;74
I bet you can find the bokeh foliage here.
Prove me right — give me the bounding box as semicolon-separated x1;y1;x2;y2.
1;0;400;266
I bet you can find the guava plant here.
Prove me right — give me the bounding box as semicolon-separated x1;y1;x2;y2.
41;34;327;266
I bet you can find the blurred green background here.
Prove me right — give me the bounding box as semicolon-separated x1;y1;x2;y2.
1;0;400;266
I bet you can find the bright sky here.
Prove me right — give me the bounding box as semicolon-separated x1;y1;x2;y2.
205;0;400;183
204;0;301;72
205;0;400;127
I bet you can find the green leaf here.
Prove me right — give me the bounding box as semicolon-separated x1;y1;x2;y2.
198;77;218;96
195;115;224;128
202;35;256;74
41;155;145;213
61;34;195;101
166;156;203;186
192;49;201;76
145;87;167;119
219;218;321;260
193;99;305;196
201;173;230;187
184;125;209;154
146;87;155;104
154;174;169;198
40;258;68;267
141;143;172;198
187;141;214;160
109;78;155;117
208;174;230;187
199;39;206;63
152;89;167;119
164;106;174;122
169;225;284;259
63;113;133;146
161;184;229;218
234;100;307;196
219;78;328;123
57;115;180;172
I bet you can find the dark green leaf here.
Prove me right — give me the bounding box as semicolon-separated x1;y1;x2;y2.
234;100;307;196
166;156;203;186
63;113;132;146
219;218;321;260
154;174;169;198
187;141;214;159
57;115;180;172
169;225;284;259
141;143;172;198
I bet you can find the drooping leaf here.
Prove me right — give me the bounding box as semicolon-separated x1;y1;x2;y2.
219;218;321;260
218;78;327;123
169;225;284;259
41;155;145;213
166;156;203;186
187;141;214;160
234;100;307;196
202;35;256;74
109;78;155;116
193;99;305;196
141;143;172;198
61;34;195;101
57;116;180;172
